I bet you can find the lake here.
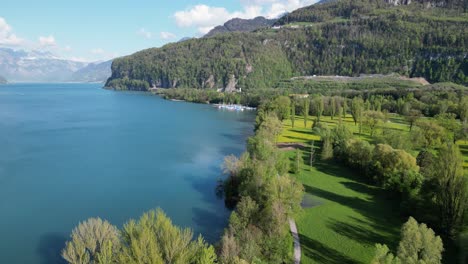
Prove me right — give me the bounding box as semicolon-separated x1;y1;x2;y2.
0;83;255;264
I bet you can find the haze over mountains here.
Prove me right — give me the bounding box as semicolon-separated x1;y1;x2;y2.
0;48;112;83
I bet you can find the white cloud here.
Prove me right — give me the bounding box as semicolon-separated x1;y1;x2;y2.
173;0;318;34
38;35;56;47
90;48;104;55
0;17;23;46
160;31;176;40
63;45;72;52
174;4;262;34
137;28;153;39
264;0;317;18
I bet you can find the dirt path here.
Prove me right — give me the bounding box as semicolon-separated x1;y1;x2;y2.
289;219;301;264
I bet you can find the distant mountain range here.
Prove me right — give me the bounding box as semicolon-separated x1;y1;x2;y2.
0;75;6;84
204;16;277;38
69;60;113;83
0;48;113;83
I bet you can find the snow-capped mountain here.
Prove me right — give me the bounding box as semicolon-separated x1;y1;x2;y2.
0;48;111;83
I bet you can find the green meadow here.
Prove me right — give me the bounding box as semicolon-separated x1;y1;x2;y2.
279;114;467;263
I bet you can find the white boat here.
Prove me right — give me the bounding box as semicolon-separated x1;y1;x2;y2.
215;104;256;111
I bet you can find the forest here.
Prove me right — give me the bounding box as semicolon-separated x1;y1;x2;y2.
105;0;468;91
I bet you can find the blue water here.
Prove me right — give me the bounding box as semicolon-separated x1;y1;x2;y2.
0;83;254;264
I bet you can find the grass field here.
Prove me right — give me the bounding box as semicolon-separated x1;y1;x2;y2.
278;114;408;144
279;113;467;263
291;157;402;264
279;115;404;263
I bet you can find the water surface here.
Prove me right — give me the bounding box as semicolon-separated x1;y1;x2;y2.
0;83;254;263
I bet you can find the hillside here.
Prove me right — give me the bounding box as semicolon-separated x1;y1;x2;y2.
106;0;468;91
204;16;277;38
69;60;112;83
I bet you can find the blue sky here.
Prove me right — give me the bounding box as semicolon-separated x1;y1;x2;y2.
0;0;317;62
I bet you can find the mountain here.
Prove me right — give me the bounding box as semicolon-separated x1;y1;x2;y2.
106;0;468;91
316;0;337;4
0;75;6;84
204;16;277;38
178;37;193;43
0;48;89;82
69;60;113;83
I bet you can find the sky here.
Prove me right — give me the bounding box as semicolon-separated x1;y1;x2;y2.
0;0;318;62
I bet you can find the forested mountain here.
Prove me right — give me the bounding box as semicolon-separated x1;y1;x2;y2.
0;75;6;84
204;16;277;38
106;0;468;91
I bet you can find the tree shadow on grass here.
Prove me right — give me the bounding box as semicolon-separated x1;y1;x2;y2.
300;234;360;264
37;233;67;264
327;220;393;248
459;144;468;154
303;160;402;253
313;161;370;184
303;184;374;216
284;135;315;142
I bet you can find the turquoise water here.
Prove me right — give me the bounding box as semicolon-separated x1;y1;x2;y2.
0;83;254;264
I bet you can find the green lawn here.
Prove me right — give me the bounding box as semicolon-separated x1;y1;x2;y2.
280;115;404;263
280;114;468;263
278;114;410;144
287;152;402;264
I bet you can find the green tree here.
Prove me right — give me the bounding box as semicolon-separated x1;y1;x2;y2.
351;97;364;133
371;144;422;194
290;99;296;128
373;217;443;264
309;141;316;168
292;148;303;174
274;96;291;121
301;98;310;128
435;113;462;143
413;120;446;149
459;96;468;124
397;217;443;264
315;123;333;161
119;208;212;264
258;114;283;143
330;97;337;120
343;98;348;119
363;110;384;137
372;244;401;264
404;109;422;131
346;139;374;171
337;106;343;124
315;96;324;123
427;144;468;238
62;218;121;264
